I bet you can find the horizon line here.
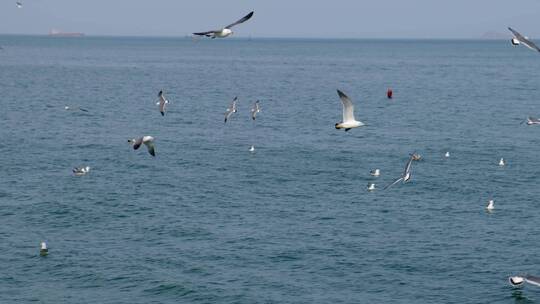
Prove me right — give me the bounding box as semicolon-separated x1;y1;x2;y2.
0;33;512;41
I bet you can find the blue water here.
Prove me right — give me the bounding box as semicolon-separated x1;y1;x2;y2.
1;36;540;303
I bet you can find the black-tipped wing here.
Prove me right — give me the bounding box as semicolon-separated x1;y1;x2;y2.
225;11;254;29
508;27;525;40
133;138;143;150
146;142;156;157
193;31;216;36
508;27;540;52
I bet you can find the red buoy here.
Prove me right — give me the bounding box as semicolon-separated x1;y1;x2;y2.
387;89;393;99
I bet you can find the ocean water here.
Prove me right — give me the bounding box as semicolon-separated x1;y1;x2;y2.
0;36;540;303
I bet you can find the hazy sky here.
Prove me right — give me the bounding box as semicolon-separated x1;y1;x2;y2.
1;0;539;38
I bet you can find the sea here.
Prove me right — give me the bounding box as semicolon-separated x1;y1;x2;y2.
0;35;539;303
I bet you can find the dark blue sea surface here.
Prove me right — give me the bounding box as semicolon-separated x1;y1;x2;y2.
1;36;540;303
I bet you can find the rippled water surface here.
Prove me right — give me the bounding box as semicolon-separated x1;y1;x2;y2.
1;36;540;303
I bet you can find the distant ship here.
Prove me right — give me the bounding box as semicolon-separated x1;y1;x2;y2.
48;29;85;37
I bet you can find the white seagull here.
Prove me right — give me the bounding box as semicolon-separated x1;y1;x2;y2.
16;1;22;8
367;183;376;191
445;152;450;158
40;241;48;256
384;154;414;190
65;106;89;112
193;11;254;39
156;90;169;116
499;158;505;166
224;97;238;123
249;145;255;152
508;27;540;52
486;199;494;211
128;136;156;157
509;275;540;288
370;169;380;177
73;166;90;176
251;100;261;120
335;90;364;131
522;116;540;125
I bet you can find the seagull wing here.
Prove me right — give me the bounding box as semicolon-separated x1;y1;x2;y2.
403;154;414;175
525;275;540;287
193;31;216;36
384;177;404;190
224;97;237;123
522;39;540;52
225;11;254;29
509;27;540;52
224;109;233;123
143;140;156;157
251;100;259;120
337;90;355;123
159;95;167;116
508;27;525;40
133;137;143;150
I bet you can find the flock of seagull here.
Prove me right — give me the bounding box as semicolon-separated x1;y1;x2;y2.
7;4;540;291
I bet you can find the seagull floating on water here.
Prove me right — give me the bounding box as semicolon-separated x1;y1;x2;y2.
486;199;494;211
224;97;238;123
522;116;540;125
509;275;540;288
384;154;414;190
370;169;380;177
193;11;254;39
73;166;90;176
65;106;89;112
249;145;255;152
251;100;260;120
156;90;169;116
40;241;48;256
335;90;364;131
16;1;22;8
128;136;156;157
499;158;505;166
367;183;376;191
508;27;540;52
445;152;450;158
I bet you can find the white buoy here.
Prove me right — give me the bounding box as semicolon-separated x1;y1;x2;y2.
367;183;376;191
40;241;48;256
499;158;505;166
486;199;494;212
370;169;380;177
249;145;255;152
445;151;450;158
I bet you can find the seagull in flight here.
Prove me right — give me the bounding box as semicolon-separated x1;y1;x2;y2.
251;100;260;120
335;90;365;131
224;97;238;123
128;136;156;157
510;275;540;288
193;11;254;39
156;90;169;116
384;153;415;190
508;27;540;52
